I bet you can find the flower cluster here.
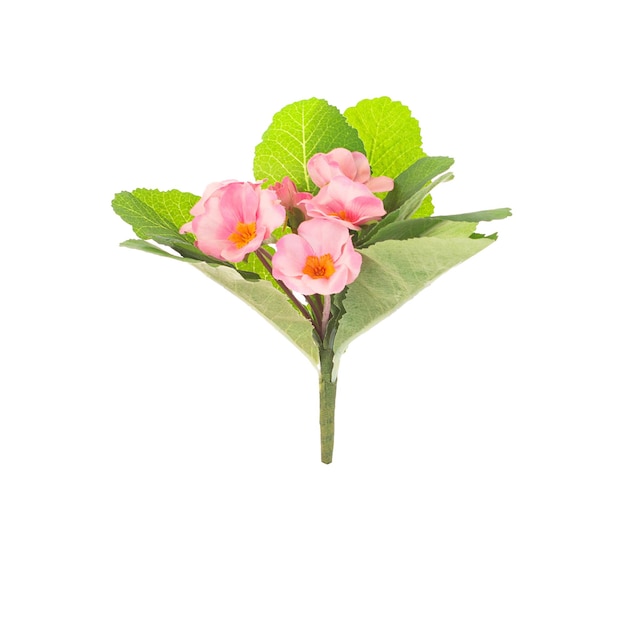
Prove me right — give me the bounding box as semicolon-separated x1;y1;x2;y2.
113;95;511;465
180;148;393;297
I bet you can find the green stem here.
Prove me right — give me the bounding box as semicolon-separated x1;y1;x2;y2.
254;249;313;323
320;294;332;338
319;343;337;464
306;295;323;328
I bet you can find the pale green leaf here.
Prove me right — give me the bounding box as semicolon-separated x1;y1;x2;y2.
333;237;495;359
194;264;319;367
253;98;364;192
120;240;319;366
120;238;189;259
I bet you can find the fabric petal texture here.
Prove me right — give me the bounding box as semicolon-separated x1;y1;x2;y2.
272;219;362;295
179;181;285;263
301;176;386;230
307;147;394;193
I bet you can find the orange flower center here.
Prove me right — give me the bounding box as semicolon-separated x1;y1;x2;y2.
302;254;335;280
228;222;257;248
329;210;348;221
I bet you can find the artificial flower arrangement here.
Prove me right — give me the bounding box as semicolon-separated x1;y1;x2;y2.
112;97;510;464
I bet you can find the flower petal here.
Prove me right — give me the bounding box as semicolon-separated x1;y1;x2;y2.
297;218;350;260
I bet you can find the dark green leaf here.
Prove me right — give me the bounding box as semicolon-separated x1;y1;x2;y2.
364;218;479;245
433;208;512;222
358;173;455;247
384;156;455;212
112;190;223;264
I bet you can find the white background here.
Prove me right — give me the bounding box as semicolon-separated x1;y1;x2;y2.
1;1;624;624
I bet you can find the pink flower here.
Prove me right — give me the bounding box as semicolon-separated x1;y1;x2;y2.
271;219;362;295
307;147;394;193
180;181;285;263
269;176;312;210
300;175;386;230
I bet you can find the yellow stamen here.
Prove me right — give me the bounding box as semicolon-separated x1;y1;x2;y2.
228;222;257;248
302;254;335;280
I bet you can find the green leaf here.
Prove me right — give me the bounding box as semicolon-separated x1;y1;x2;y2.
362;207;512;247
367;218;479;244
132;188;200;231
234;249;273;282
358;172;455;247
194;264;320;367
120;238;188;259
414;195;435;219
434;208;513;222
253;98;364;192
120;239;258;277
234;246;289;298
333;236;495;359
120;240;319;366
112;189;219;263
471;232;499;241
384;156;455;212
343;96;427;181
113;190;182;242
394;172;455;221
